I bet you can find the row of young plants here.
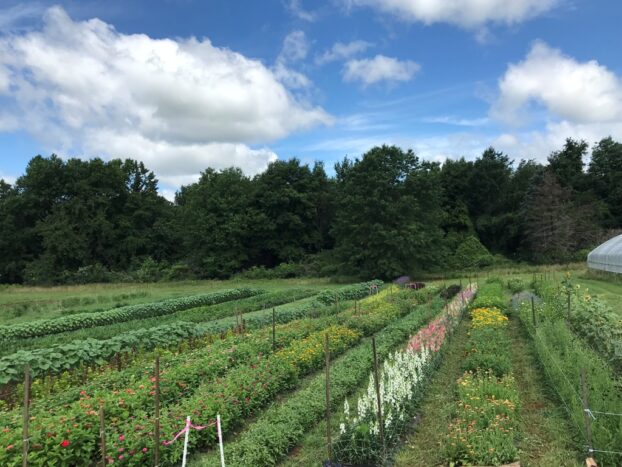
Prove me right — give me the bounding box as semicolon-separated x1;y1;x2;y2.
0;323;359;465
27;314;342;413
445;283;520;466
0;284;415;466
315;280;383;305
0;282;379;389
148;287;434;466
0;288;318;356
332;285;477;465
26;284;397;411
534;275;622;373
202;292;446;466
518;280;622;465
0;288;263;342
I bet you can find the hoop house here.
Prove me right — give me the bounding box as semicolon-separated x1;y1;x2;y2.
587;234;622;273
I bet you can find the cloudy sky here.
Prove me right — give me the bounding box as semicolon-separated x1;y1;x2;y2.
0;0;620;198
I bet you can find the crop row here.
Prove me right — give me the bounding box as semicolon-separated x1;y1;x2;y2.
27;289;388;412
315;280;383;305
333;286;477;465
534;276;622;373
518;282;622;465
205;293;445;466
0;288;317;356
0;288;263;342
0;282;381;389
446;284;520;466
0;285;423;465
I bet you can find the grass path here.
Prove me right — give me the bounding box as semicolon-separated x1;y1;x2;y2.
393;316;470;466
506;313;582;467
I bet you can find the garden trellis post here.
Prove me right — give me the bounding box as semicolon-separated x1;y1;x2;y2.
272;308;276;351
324;334;332;462
371;337;386;459
155;356;161;467
99;402;107;467
580;368;594;455
22;365;30;467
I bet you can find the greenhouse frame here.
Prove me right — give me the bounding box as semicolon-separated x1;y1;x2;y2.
587;234;622;274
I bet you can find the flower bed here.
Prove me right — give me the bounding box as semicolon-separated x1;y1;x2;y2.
220;300;444;466
471;306;508;329
445;282;520;466
0;286;426;466
332;286;477;465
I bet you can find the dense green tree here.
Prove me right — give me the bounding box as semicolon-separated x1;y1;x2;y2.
176;168;253;278
2;136;622;284
588;137;622;227
0;156;172;283
548;138;588;192
332;145;444;279
250;159;333;266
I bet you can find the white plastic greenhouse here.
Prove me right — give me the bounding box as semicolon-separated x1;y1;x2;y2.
587;234;622;274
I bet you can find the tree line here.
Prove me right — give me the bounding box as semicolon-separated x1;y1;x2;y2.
1;137;621;284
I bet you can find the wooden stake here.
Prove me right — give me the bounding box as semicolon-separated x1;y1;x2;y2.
22;366;30;467
371;337;386;458
580;368;594;455
272;308;276;351
99;403;107;467
324;334;332;462
154;356;161;467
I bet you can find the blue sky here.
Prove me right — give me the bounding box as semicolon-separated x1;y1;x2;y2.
0;0;621;198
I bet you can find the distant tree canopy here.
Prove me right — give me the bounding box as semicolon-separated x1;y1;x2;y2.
1;137;620;284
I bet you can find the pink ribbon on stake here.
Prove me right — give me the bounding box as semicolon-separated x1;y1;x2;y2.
162;418;215;445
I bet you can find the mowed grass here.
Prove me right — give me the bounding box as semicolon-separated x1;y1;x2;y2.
576;274;622;316
0;278;339;325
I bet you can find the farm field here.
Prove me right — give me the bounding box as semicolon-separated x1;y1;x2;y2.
0;278;339;326
1;270;621;466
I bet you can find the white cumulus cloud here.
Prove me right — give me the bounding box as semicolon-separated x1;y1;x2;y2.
492;41;622;126
343;55;420;86
316;40;372;65
489;41;622;160
0;7;331;186
343;0;559;28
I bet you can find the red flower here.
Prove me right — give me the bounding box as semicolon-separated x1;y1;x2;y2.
119;434;125;441
60;440;70;448
6;445;14;450
142;447;148;453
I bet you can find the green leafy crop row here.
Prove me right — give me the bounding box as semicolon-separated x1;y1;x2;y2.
0;288;263;342
0;286;424;466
